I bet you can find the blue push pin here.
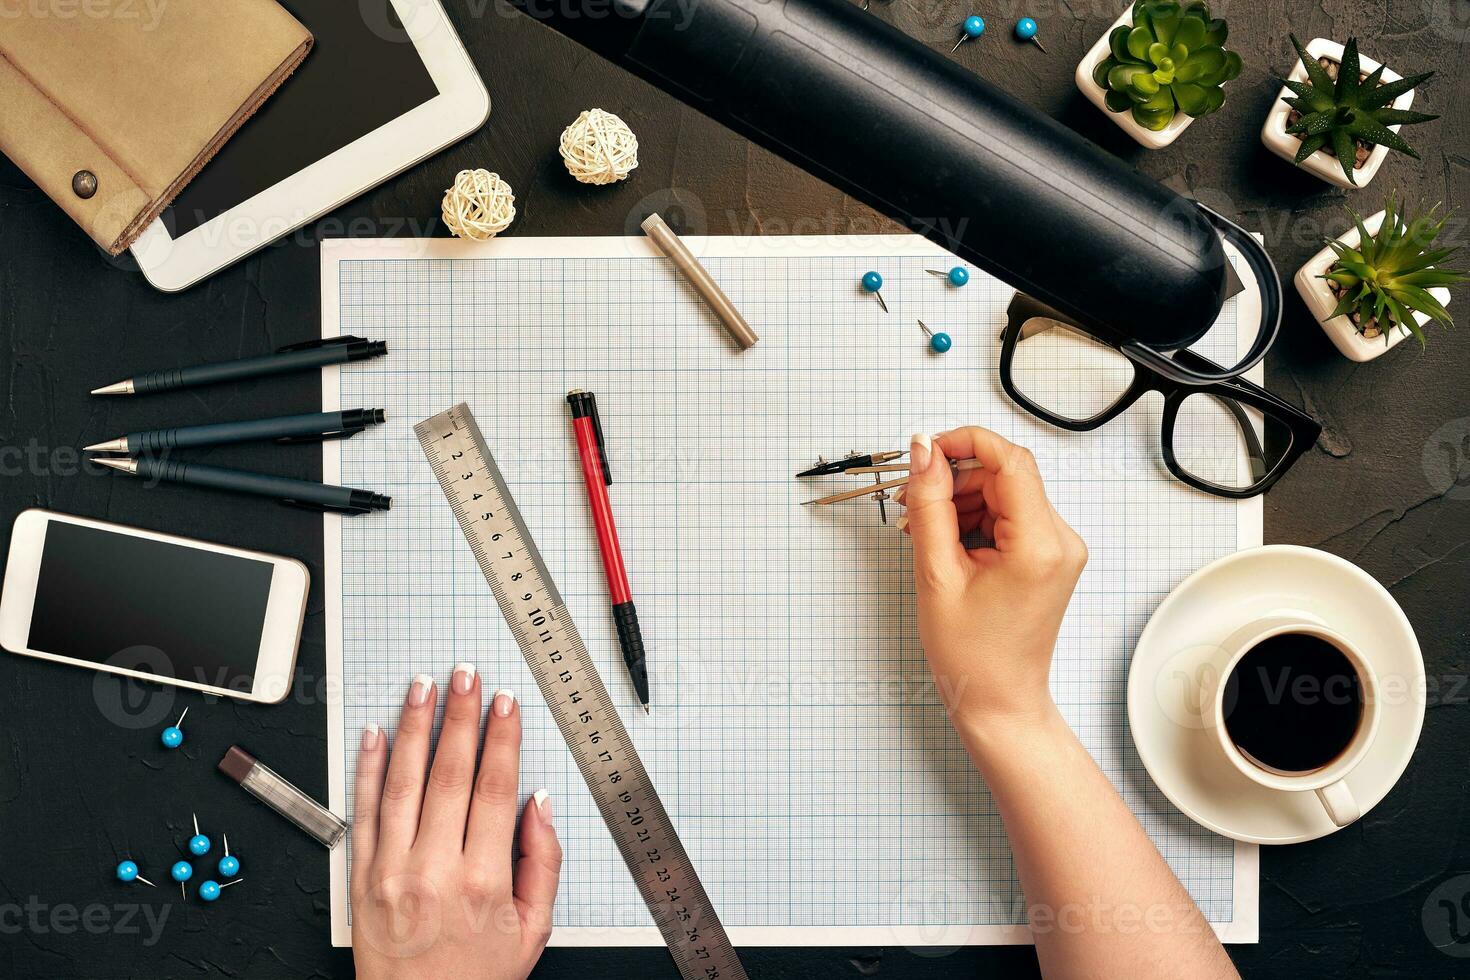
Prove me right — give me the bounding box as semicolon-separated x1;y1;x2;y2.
116;860;155;888
917;320;953;353
160;706;188;749
860;271;889;313
188;813;211;857
218;834;239;878
925;265;969;287
1015;16;1047;52
198;878;243;903
171;859;193;900
953;15;985;52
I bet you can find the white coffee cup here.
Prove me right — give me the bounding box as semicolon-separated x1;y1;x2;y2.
1199;615;1380;827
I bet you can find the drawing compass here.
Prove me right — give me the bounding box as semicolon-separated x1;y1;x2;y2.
797;450;981;524
795;450;907;478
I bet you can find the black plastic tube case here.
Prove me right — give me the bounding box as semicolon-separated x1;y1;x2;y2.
511;0;1271;364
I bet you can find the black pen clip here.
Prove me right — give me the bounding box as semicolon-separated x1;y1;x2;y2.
276;335;366;353
568;390;613;485
588;396;611;486
275;427;363;445
278;497;371;515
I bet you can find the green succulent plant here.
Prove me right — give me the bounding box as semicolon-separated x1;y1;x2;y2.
1320;197;1468;346
1092;0;1242;132
1279;35;1439;186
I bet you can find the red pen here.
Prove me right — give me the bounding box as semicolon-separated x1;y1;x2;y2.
566;389;650;711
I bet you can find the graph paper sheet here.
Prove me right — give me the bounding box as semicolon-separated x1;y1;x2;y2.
323;234;1260;947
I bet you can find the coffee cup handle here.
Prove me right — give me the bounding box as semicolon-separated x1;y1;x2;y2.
1316;779;1360;827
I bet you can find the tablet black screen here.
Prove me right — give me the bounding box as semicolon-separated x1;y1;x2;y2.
161;0;441;238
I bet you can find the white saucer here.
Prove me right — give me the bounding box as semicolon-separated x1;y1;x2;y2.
1126;545;1425;845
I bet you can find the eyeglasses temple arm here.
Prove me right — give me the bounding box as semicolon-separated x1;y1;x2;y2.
1215;395;1268;481
1121;203;1282;385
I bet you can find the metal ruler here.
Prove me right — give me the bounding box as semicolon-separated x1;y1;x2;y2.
415;404;747;980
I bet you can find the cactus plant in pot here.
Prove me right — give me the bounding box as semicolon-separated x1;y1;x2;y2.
1076;0;1242;149
1295;198;1466;361
1262;36;1438;189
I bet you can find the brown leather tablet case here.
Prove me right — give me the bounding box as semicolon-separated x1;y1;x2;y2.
0;1;312;255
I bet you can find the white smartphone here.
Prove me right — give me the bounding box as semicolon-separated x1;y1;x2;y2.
0;509;308;703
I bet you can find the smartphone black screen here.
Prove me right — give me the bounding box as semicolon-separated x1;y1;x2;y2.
27;523;275;692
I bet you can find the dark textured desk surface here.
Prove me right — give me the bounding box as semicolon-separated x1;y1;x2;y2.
2;2;1468;977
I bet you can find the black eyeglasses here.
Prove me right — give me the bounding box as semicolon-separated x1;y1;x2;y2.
998;296;1320;499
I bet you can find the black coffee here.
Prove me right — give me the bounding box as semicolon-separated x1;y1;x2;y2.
1221;632;1364;774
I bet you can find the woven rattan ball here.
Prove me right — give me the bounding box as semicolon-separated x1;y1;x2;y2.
558;109;639;185
441;169;516;240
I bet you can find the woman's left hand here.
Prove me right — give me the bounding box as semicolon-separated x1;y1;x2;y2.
352;665;562;980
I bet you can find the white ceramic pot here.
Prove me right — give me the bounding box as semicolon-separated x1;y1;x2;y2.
1295;209;1452;362
1261;38;1415;190
1075;7;1194;149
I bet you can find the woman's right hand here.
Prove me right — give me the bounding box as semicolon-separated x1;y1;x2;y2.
904;429;1238;980
900;427;1088;739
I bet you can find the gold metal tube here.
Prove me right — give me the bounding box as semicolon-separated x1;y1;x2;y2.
641;213;759;350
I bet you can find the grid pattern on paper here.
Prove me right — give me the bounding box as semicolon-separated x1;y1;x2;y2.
332;243;1244;933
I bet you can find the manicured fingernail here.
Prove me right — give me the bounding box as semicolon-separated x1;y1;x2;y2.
408;674;433;707
896;516;909;532
911;432;932;471
494;689;516;717
452;662;476;695
533;788;553;821
361;723;380;750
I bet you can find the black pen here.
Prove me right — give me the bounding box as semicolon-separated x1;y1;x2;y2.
85;409;386;455
91;336;387;396
93;457;391;514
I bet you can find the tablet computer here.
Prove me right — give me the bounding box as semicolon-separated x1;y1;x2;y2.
130;0;488;292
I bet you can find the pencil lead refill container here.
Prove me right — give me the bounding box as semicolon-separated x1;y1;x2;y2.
219;745;347;848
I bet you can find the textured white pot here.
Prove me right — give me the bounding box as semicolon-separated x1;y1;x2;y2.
1261;38;1415;190
1075;7;1194;149
1295;209;1452;362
